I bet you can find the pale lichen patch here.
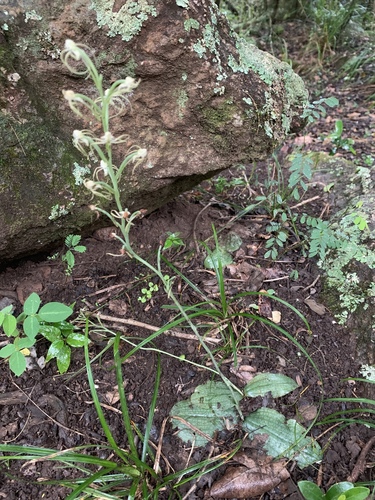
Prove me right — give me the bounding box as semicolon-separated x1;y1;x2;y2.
90;0;158;42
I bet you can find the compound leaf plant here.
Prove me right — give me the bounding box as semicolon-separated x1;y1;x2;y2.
0;292;85;375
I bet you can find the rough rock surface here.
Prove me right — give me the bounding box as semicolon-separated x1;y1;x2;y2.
0;0;308;261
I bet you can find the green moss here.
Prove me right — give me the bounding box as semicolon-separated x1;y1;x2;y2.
199;100;238;132
198;100;242;153
0;111;86;223
90;0;158;41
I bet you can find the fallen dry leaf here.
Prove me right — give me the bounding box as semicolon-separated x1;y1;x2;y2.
304;297;326;315
210;451;289;499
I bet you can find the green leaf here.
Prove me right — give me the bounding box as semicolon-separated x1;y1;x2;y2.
23;315;40;339
63;250;75;268
298;481;324;500
39;302;73;322
219;233;242;253
0;344;16;358
56;344;71;374
39;325;62;342
343;487;371;500
243;407;322;468
244;373;298;398
70;234;81;247
23;292;41;315
204;248;233;269
0;305;13;315
46;339;65;362
170;381;242;447
0;312;4;326
73;245;86;253
3;314;17;336
324;96;339;107
326;483;358;500
176;0;189;6
16;337;35;350
66;332;86;347
9;351;27;377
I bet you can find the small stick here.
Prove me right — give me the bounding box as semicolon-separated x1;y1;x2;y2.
95;313;221;344
290;195;320;210
347;435;375;483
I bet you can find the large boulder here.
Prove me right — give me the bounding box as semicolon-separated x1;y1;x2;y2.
0;0;308;261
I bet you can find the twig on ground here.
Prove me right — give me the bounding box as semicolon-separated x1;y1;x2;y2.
290;195;320;210
347;435;375;483
95;313;221;344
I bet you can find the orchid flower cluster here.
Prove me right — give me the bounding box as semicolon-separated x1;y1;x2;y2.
61;39;147;251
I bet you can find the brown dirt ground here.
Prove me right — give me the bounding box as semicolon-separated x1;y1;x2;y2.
1;20;375;500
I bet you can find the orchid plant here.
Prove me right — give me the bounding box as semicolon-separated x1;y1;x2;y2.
61;40;242;404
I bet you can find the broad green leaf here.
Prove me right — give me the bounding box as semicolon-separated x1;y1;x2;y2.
176;0;189;6
39;302;73;322
39;325;62;342
46;339;65;362
9;351;26;377
219;233;242;253
343;488;371;500
3;314;17;336
70;234;81;247
23;292;41;315
244;373;298;398
16;337;35;349
66;332;86;347
326;483;369;500
74;245;86;253
326;482;355;500
0;305;13;315
0;312;4;326
0;344;16;358
243;408;322;468
298;481;324;500
170;381;242;447
64;250;75;267
204;248;233;270
324;96;339;107
56;344;71;374
23;315;40;339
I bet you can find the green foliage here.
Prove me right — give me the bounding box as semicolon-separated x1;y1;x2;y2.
327;119;356;155
0;292;82;375
138;281;159;303
162;232;185;251
298;480;370;500
301;97;339;124
62;233;87;275
171;377;322;468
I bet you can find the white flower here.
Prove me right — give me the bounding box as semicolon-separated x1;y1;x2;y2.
132;148;148;161
118;77;140;93
99;160;108;176
64;39;81;60
72;129;94;156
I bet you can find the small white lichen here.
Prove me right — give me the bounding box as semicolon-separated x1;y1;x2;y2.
90;0;158;42
25;10;43;23
73;162;91;186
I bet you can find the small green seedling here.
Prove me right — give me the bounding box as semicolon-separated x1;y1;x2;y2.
138;282;159;303
298;480;369;500
0;292;85;375
327;119;356;155
162;232;185;251
62;234;87;275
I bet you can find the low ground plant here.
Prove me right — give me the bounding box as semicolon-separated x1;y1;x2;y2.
62;233;87;275
0;292;83;375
